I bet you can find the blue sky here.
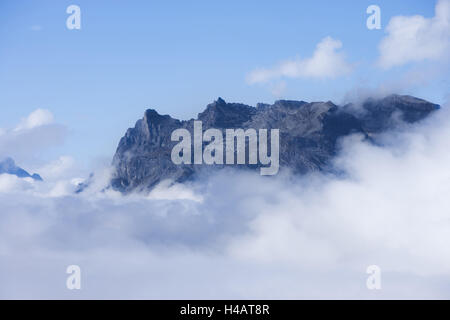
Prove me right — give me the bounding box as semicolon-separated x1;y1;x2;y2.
0;0;447;167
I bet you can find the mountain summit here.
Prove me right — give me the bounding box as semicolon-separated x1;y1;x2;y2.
111;95;439;193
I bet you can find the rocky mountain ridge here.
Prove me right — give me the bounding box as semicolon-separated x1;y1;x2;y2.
111;95;439;193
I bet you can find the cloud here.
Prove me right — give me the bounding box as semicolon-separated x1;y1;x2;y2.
378;0;450;69
148;179;204;202
246;37;353;84
0;109;67;161
14;109;54;132
1;102;450;298
0;174;34;193
34;156;76;181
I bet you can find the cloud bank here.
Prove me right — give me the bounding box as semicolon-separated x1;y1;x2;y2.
247;37;353;85
378;0;450;69
1;102;450;299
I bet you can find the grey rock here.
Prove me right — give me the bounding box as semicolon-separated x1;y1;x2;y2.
111;94;439;193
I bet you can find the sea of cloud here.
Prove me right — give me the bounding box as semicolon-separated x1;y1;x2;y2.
1;101;450;299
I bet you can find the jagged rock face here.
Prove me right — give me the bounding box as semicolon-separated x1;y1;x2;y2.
0;157;43;181
111;95;439;193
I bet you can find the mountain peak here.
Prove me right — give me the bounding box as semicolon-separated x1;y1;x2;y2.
144;109;171;124
198;99;256;128
216;97;226;105
383;94;440;107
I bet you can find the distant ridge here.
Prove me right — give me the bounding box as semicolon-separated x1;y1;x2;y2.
0;157;43;181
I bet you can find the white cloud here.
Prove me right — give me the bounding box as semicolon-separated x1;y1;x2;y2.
148;179;204;202
0;174;34;193
378;0;450;69
14;109;54;132
34;156;76;181
247;37;353;84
